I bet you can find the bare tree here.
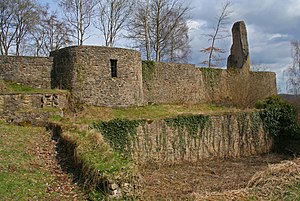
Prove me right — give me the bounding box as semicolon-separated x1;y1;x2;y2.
285;40;300;95
127;0;153;60
95;0;135;47
128;0;190;62
14;0;41;56
0;0;40;55
250;61;268;72
160;10;190;63
30;11;73;56
0;0;15;55
43;14;73;53
201;1;232;67
59;0;98;46
151;0;189;62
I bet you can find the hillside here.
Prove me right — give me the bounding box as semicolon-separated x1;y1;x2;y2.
0;122;86;200
0;80;300;200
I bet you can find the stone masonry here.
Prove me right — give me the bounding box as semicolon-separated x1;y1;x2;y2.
50;46;144;107
0;56;53;88
0;21;277;108
227;21;250;71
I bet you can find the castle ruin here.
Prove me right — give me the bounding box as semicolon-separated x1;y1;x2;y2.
0;21;277;108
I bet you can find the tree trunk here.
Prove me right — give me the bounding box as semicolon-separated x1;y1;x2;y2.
79;0;83;46
145;0;151;60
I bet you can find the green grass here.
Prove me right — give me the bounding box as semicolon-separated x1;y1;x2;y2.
284;181;300;201
57;126;138;199
0;80;68;94
62;103;238;125
0;122;82;200
65;129;133;176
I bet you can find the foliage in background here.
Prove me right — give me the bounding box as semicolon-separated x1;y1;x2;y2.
256;96;300;144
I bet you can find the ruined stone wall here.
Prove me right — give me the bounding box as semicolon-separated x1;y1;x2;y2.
143;63;277;108
203;70;277;108
0;56;53;88
143;62;208;104
131;112;272;164
0;93;68;125
95;112;272;165
0;93;68;113
51;46;144;107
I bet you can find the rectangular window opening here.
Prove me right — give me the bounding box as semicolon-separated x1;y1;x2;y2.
110;59;117;78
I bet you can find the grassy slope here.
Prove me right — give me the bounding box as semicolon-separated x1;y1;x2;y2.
60;103;242;125
1;79;298;200
0;122;84;200
0;79;67;94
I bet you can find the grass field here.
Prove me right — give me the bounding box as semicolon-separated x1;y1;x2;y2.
60;103;242;125
0;122;85;200
0;80;67;94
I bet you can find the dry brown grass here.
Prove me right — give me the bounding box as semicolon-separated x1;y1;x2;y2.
194;158;300;201
140;154;290;200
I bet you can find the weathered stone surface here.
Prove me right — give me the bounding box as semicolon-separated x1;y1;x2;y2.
0;39;277;109
127;112;272;165
51;46;144;107
0;56;53;88
0;93;68;113
143;62;209;105
227;21;250;71
143;62;277;108
0;93;68;125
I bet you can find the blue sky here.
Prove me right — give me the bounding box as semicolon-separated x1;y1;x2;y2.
39;0;300;93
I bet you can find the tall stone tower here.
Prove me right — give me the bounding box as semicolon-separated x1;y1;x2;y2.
50;46;144;107
227;21;250;71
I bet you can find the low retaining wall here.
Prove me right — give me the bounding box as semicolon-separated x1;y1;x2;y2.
0;93;69;125
0;93;68;113
95;111;272;165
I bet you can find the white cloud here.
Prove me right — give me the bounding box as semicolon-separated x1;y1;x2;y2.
268;34;288;41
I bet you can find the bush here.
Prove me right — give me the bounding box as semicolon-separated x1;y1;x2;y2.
255;96;300;147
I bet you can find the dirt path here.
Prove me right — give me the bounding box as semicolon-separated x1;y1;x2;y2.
140;154;289;200
30;131;86;200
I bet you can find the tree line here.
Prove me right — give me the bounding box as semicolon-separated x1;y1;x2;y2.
0;0;191;63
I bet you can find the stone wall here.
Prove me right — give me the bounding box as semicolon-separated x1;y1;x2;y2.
0;92;68;125
0;93;68;113
0;56;53;88
143;62;277;108
0;44;277;109
96;111;272;165
143;62;208;105
51;46;144;107
133;112;272;164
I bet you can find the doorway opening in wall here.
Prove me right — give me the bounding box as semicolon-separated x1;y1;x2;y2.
110;59;117;78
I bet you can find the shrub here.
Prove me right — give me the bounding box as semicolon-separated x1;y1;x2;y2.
255;96;300;146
